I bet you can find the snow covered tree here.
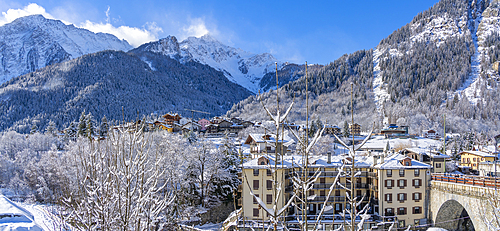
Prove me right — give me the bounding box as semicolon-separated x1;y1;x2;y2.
45;120;57;136
99;115;109;138
77;111;87;137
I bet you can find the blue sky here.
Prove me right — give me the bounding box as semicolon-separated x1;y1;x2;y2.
0;1;439;64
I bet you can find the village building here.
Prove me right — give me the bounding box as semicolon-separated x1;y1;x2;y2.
349;123;361;136
244;134;292;158
198;118;211;131
163;113;181;125
238;152;432;230
422;130;437;139
459;150;497;171
324;124;342;136
401;148;449;173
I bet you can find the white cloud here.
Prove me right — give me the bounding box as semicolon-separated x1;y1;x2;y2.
80;21;161;47
180;17;212;39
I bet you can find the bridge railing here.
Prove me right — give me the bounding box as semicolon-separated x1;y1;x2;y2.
431;173;500;188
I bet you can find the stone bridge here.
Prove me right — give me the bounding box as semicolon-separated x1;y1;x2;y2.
430;174;499;231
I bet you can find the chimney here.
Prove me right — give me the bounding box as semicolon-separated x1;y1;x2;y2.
327;152;332;164
380;155;385;164
373;155;378;165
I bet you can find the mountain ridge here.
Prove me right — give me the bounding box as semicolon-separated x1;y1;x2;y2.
0;14;133;85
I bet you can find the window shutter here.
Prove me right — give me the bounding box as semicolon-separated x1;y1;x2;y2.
412;179;415;187
404;179;407;187
397;180;400;187
419;179;422;186
412;193;415;200
404;207;407;214
413;207;415;214
404;193;407;201
385;180;387;187
253;180;259;190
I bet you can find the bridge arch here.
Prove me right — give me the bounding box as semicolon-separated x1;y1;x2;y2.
434;199;475;231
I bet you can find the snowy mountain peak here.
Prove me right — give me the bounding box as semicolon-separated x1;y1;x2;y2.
0;15;132;85
135;35;279;93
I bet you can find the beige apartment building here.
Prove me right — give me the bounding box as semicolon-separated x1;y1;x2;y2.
372;154;432;228
238;152;432;230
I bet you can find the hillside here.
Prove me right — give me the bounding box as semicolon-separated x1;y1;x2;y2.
228;0;500;136
0;50;252;133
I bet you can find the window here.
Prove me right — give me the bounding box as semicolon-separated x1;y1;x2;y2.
413;206;422;214
385;208;394;216
309;190;314;196
266;194;272;204
335;190;340;197
266;180;272;190
253;180;259;190
482;158;485;161
253;169;259;176
356;190;362;197
436;163;442;168
320;190;325;197
267;169;272;176
399;220;405;228
387;170;392;177
385;193;392;203
414;219;421;226
398;179;407;189
413;192;421;201
413;179;422;188
320;178;325;184
398;193;407;202
335;203;342;212
253;194;259;204
473;158;476;162
385;179;394;188
398;207;407;215
253;208;259;217
414;169;420;177
399;169;405;177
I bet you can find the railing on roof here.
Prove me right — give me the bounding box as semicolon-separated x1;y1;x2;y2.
431;173;500;188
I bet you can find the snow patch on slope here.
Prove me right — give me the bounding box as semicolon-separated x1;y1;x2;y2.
410;15;467;46
373;48;402;113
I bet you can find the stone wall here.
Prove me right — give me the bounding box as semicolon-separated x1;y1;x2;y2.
430;181;496;231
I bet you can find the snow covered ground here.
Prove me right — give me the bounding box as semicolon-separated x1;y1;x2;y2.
0;195;68;231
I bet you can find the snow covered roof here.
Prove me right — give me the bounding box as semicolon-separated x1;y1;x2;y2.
242;154;373;169
244;133;292;145
373;153;431;169
403;148;450;159
460;150;495;158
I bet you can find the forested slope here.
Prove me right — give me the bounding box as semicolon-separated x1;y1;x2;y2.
0;50;252;133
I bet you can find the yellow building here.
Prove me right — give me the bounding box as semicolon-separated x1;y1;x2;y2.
459;150;496;170
240;155;290;225
238;152;433;230
372;154;431;228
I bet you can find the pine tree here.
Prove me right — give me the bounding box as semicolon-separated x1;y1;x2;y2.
86;113;94;139
343;120;350;137
78;111;87;137
45;120;57;136
99;116;109;138
30;124;38;134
